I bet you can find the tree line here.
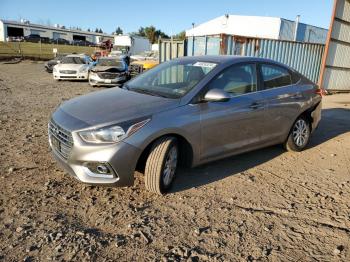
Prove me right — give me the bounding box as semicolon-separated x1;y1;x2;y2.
84;26;186;43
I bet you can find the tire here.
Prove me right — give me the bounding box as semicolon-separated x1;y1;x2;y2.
144;137;178;194
284;116;311;152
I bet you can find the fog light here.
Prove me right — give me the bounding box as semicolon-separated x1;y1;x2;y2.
97;165;109;174
84;162;112;175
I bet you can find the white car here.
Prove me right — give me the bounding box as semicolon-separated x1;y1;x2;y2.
53;54;94;81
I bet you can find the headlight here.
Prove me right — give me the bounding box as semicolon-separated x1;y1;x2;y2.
53;67;57;73
79;118;150;144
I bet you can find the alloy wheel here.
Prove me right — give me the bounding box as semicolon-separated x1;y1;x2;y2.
292;119;309;147
162;146;178;187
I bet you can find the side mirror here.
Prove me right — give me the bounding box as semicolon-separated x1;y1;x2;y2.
56;60;61;64
204;88;231;102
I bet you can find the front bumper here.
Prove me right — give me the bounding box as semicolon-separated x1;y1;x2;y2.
53;72;89;80
89;74;127;86
49;130;141;186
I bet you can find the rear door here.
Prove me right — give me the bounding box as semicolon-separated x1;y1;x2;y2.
258;63;302;143
199;63;266;161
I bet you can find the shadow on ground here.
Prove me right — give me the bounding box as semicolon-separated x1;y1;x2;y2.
171;108;350;193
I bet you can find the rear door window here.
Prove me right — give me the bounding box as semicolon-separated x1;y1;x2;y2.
207;63;257;96
261;64;292;89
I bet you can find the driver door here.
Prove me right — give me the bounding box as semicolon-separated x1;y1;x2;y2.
199;63;265;161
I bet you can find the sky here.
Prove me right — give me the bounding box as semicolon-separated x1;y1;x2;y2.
0;0;334;34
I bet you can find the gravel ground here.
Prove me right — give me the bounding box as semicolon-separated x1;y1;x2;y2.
0;61;350;261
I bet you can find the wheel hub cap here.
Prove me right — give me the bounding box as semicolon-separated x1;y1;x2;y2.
292;119;308;147
163;147;178;186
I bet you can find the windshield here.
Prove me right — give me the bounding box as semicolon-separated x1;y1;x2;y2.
126;60;217;99
114;46;129;54
97;59;124;68
61;56;85;64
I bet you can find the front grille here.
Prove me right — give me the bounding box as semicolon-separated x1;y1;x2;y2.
48;120;73;160
129;64;143;77
60;76;78;79
97;72;120;79
59;70;77;74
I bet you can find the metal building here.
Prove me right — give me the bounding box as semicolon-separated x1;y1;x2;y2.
320;0;350;91
186;15;328;44
0;19;113;44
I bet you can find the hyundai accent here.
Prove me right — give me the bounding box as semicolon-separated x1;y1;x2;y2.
48;56;322;194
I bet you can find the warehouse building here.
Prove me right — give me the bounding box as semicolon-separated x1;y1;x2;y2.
186;15;328;44
0;19;114;44
320;0;350;91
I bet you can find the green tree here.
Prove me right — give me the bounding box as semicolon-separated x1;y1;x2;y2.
173;31;186;40
145;26;157;44
135;26;170;43
115;26;123;35
137;27;146;37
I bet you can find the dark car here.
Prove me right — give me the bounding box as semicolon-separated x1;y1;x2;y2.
24;34;50;43
44;54;69;73
49;56;322;194
52;38;70;45
71;40;95;46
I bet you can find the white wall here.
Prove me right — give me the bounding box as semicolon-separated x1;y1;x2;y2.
185;15;282;39
1;21;113;43
0;21;5;41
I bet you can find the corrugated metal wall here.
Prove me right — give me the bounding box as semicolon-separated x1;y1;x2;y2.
320;0;350;91
279;19;328;44
158;39;186;63
186;35;324;83
236;38;324;83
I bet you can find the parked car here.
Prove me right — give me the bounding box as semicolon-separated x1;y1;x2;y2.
53;54;94;80
44;54;69;73
23;34;50;43
48;56;322;194
129;60;158;78
71;40;95;46
89;57;129;87
52;38;70;45
130;51;158;61
109;50;130;65
7;36;24;42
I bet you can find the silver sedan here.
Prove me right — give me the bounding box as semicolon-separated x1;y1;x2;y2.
49;56;322;194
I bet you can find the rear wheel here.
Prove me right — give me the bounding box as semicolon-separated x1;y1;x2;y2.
144;137;178;194
284;117;310;152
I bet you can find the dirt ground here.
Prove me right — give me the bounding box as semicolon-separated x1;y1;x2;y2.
0;61;350;262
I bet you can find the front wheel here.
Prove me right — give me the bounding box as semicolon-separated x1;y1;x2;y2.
284;117;311;152
144;137;178;194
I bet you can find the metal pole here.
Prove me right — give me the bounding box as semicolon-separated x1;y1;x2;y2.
39;39;42;59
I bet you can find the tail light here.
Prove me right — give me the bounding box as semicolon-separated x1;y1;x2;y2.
315;88;326;97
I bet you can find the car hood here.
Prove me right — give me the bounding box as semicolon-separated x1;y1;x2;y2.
91;66;125;72
55;63;87;71
53;88;180;131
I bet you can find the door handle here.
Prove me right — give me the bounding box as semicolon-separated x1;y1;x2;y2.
249;102;262;109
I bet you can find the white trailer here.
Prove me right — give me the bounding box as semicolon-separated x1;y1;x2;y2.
113;35;150;55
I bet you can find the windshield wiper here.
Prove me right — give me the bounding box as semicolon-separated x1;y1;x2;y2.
130;88;169;98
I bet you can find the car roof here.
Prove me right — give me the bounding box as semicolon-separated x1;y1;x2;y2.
174;55;286;66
